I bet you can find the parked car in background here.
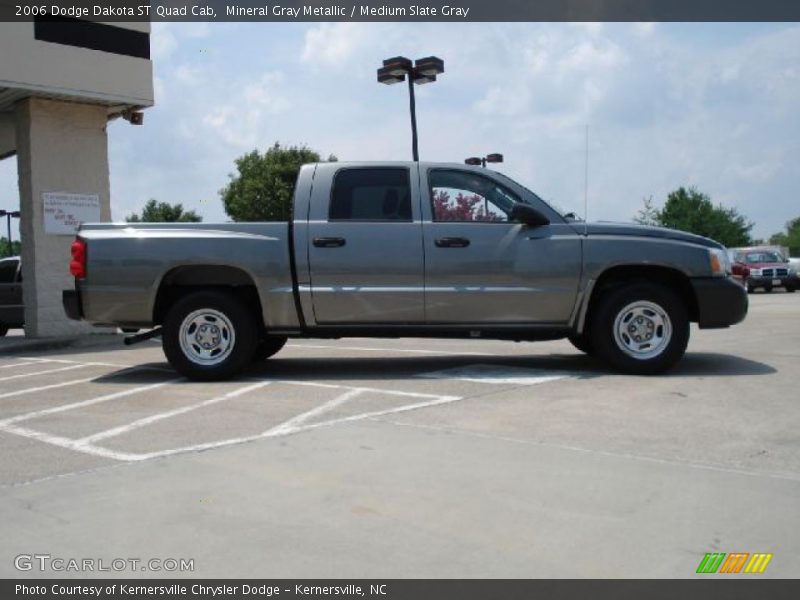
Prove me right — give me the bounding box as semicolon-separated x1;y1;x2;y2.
728;250;750;285
734;248;797;293
0;256;23;336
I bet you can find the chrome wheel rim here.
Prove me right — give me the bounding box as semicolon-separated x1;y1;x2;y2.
178;309;235;366
612;300;672;360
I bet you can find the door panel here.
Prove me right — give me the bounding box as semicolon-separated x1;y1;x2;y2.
424;222;581;323
307;166;425;324
422;168;581;324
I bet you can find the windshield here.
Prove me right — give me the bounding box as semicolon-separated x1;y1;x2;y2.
742;251;783;264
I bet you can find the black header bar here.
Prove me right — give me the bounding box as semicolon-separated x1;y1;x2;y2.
4;579;800;600
33;16;150;59
3;0;800;23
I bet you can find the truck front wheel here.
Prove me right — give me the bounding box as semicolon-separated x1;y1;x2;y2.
590;283;689;375
163;290;258;381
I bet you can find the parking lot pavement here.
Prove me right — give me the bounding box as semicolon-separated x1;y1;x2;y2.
0;293;798;577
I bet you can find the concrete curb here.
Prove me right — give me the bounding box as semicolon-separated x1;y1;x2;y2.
0;334;125;355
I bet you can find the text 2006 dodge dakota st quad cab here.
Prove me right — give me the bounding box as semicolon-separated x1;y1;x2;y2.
62;162;748;380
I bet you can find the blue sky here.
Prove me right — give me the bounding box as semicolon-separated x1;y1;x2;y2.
1;22;799;241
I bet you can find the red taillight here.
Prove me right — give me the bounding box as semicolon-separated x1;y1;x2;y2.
70;239;86;278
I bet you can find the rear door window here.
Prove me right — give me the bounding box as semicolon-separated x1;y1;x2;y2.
329;168;412;221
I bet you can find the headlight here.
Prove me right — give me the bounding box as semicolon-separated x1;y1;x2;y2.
708;248;731;277
750;268;761;277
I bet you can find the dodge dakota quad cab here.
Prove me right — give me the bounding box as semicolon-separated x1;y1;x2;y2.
62;162;748;380
734;248;797;293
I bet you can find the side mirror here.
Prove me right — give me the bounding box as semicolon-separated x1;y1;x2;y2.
510;203;550;227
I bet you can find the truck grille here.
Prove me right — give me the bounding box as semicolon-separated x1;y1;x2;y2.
761;268;788;277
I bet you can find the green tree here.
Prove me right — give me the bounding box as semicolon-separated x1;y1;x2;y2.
768;216;800;256
126;199;202;223
633;196;659;227
633;187;753;247
220;143;337;222
0;237;21;258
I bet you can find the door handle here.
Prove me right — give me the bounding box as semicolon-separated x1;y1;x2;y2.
313;237;346;248
434;237;470;248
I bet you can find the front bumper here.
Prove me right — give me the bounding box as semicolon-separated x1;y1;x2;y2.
62;289;83;321
747;275;796;288
691;277;748;329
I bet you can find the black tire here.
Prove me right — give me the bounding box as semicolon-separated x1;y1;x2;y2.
120;327;140;334
746;282;755;293
253;336;288;361
590;283;689;375
568;334;595;356
0;324;8;337
786;286;796;293
162;290;258;381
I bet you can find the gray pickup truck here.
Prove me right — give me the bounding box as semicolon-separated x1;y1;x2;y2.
63;162;747;380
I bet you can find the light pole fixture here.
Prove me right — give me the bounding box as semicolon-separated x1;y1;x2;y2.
0;209;20;256
465;153;504;168
377;56;445;162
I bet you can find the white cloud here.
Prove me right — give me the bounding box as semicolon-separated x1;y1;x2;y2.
633;22;656;37
174;65;203;85
150;23;177;61
197;72;290;147
301;23;367;66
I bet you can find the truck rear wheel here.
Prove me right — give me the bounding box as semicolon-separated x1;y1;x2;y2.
162;290;258;381
0;324;8;337
590;283;689;375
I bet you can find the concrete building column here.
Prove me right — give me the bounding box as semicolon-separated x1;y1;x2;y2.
15;97;111;337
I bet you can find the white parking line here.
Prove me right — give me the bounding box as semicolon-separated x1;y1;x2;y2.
3;359;580;465
76;381;271;445
0;365;170;400
127;388;465;461
0;423;137;461
16;356;174;371
266;379;455;400
265;388;364;436
279;392;467;436
0;375;183;427
0;363;91;381
0;376;98;399
17;356;129;367
0;374;465;462
0;361;40;370
418;364;574;386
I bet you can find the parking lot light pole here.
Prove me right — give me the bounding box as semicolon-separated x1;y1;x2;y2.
377;56;445;162
0;210;21;256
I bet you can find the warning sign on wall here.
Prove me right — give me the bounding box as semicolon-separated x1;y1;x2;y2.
43;192;101;234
